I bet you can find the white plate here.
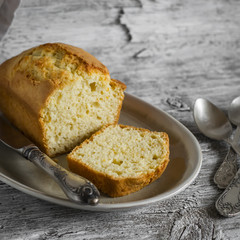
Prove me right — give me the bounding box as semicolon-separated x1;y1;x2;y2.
0;93;202;211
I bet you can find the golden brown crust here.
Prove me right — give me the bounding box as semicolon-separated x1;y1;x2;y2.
0;43;111;115
0;87;48;154
67;125;170;197
0;43;126;156
109;79;126;126
51;43;109;75
68;154;169;197
111;78;127;91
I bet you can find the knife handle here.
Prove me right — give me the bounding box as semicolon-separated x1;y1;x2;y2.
20;144;100;205
215;168;240;217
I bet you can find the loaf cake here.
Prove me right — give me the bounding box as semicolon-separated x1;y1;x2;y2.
0;43;126;156
67;124;170;197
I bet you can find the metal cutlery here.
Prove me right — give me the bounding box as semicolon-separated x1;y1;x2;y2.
0;113;100;205
193;98;238;188
193;97;240;217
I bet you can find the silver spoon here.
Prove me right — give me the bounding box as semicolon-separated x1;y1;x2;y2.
193;98;238;189
215;96;240;217
213;96;240;189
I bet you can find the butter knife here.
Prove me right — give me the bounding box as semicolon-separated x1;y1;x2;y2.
0;113;100;205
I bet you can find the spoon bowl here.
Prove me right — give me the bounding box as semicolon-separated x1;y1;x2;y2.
229;96;240;126
229;96;240;142
194;98;232;141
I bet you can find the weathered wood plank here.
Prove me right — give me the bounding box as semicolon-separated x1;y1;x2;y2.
1;0;240;239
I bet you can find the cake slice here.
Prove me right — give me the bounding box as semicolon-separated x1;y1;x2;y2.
0;43;126;156
67;124;170;197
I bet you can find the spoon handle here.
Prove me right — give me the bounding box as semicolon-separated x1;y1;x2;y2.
214;147;238;189
216;168;240;217
225;138;240;156
233;126;240;143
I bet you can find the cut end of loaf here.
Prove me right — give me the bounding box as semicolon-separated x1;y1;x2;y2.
41;78;125;156
13;43;126;156
67;125;170;197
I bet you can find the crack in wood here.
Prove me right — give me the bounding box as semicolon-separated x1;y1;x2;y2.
178;226;186;240
133;48;147;58
118;8;132;42
1;1;240;239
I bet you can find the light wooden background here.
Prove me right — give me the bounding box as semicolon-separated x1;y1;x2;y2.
1;0;240;239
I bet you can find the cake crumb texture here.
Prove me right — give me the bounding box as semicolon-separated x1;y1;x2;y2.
0;43;126;156
68;125;170;197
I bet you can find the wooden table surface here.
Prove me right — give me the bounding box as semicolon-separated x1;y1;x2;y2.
1;0;240;239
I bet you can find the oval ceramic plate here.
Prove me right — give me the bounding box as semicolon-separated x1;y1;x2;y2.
0;93;202;211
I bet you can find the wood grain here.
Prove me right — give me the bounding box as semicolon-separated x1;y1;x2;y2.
1;0;240;239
